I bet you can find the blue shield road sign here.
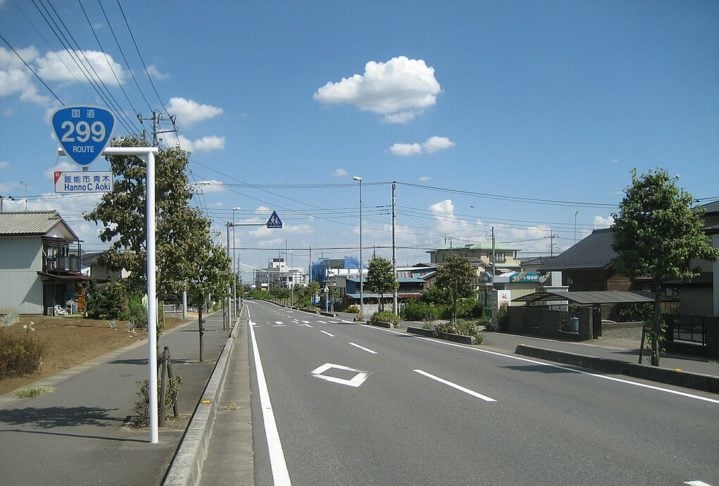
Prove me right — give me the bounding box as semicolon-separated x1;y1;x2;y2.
52;106;114;166
266;211;283;229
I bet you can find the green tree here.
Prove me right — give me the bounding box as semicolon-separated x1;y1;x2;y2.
612;169;718;366
85;139;208;296
366;256;398;312
434;255;477;323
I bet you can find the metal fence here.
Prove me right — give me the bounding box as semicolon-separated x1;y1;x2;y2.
663;314;718;345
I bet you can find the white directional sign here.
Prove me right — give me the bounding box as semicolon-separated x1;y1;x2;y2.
266;210;283;229
52;106;114;166
54;171;113;193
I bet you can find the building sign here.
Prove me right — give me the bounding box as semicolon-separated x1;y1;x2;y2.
498;290;511;303
54;171;113;193
509;272;541;283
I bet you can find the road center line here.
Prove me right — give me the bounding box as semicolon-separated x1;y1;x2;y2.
414;369;496;402
321;330;334;337
349;342;378;354
248;317;292;485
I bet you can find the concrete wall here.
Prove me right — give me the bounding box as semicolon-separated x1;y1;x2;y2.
0;237;44;314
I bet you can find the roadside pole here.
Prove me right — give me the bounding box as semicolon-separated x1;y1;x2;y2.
58;146;160;443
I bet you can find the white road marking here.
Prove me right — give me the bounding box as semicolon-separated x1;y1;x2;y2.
349;342;378;354
320;330;334;337
274;321;284;325
300;323;313;328
249;318;292;485
317;320;327;324
685;481;714;486
411;335;719;405
272;324;288;327
302;320;311;324
414;369;496;402
312;363;368;388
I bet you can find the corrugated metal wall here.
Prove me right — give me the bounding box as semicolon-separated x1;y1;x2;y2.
0;238;43;314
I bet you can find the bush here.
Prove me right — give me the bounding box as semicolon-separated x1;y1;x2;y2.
345;305;360;314
435;319;484;344
132;376;183;427
126;293;148;329
0;324;46;379
401;300;438;321
370;310;400;327
86;280;129;320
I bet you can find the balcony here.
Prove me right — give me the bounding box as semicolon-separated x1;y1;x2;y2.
42;241;82;274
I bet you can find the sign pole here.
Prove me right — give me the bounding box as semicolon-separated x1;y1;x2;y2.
59;146;159;443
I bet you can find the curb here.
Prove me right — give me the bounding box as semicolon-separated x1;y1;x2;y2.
515;344;719;394
162;319;240;486
406;326;477;345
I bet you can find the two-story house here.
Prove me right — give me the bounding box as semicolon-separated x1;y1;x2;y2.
0;211;86;315
427;242;522;277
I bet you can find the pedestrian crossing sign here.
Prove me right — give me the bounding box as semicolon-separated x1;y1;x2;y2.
266;211;283;229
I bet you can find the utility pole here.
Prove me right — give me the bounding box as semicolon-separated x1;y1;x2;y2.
548;230;557;257
138;111;177;146
491;226;496;281
391;181;398;315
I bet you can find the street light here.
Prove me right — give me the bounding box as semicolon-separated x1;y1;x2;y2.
232;207;241;316
352;176;364;318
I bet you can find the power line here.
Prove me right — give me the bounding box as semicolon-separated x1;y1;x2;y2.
96;0;153;113
115;0;170;116
78;0;141;124
0;33;64;105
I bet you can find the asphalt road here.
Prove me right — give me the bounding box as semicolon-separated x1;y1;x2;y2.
247;301;719;486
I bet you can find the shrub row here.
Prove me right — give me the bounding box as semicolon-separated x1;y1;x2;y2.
0;329;46;379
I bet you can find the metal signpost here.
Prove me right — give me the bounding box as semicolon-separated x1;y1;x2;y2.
53;107;161;444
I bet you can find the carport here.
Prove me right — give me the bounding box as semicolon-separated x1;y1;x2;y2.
510;291;655;340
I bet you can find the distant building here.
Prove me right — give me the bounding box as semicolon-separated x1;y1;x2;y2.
254;257;306;290
427;242;522;276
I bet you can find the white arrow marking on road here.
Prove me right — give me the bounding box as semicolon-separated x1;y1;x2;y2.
312;363;368;388
349;342;377;354
414;369;496;402
321;331;334;337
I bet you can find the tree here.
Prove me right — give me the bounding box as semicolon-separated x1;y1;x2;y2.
434;255;477;323
366;256;398;312
85;139;212;296
612;169;718;366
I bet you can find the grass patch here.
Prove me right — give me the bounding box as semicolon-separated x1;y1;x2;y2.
14;386;53;399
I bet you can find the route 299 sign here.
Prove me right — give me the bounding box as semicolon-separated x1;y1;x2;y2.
52;106;114;166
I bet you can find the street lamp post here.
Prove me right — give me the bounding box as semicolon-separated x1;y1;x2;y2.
232;207;241;316
352;176;364;318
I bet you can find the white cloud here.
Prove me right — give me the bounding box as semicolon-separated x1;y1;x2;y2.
44;160;78;179
594;215;614;228
175;134;225;152
389;143;423;156
418;176;431;182
314;56;441;123
389;136;455;156
333;168;347;177
35;49;126;85
166;97;223;126
0;46;50;105
0;160;9;170
192;179;224;194
146;64;169;80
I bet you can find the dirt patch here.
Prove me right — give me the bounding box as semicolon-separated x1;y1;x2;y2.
0;315;192;396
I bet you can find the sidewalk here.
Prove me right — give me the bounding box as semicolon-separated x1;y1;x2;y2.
0;311;231;486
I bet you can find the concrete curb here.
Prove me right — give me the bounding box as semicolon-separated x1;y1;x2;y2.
162;320;240;486
515;344;719;394
406;326;477;345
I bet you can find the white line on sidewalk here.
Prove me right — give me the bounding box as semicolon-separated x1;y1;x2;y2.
249;318;292;485
349;342;378;354
414;369;496;402
321;330;334;337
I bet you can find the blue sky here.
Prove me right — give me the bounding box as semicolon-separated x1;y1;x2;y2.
1;0;718;279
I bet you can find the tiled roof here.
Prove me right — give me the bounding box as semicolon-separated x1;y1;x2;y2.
539;228;616;271
697;200;719;215
0;211;79;240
